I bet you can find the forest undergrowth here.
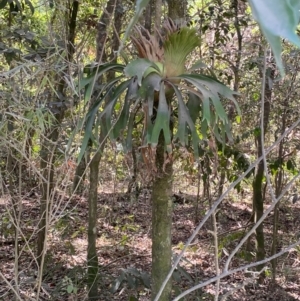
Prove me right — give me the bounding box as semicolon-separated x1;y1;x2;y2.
1;177;300;301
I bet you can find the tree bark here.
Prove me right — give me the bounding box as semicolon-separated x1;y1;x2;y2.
144;0;154;33
87;147;103;300
86;1;123;299
151;133;173;301
72;156;87;194
271;70;294;280
151;2;184;299
252;60;274;272
252;151;266;270
167;0;187;20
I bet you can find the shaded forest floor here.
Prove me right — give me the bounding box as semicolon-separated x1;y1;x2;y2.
1;186;300;300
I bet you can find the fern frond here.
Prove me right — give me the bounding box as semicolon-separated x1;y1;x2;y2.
164;27;200;77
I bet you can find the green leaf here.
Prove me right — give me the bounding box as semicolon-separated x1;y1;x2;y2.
0;0;8;9
150;83;171;151
180;74;240;123
210;94;227;122
14;0;21;12
77;78;127;164
124;58;154;86
25;0;34;14
176;265;193;283
235;115;241;123
87;77;121;115
224;122;233;142
79;63;124;90
180;73;240;115
67;284;73;294
286;159;295;171
253;127;261;137
202;97;210;123
127;275;136;289
127;267;141;277
200;119;208;140
139;72;161;116
79;63;124;106
172;270;181;282
186;92;201;123
77;86;113;164
189;59;207;71
164;27;200;76
248;0;300;76
112;77;139;139
180;74;238;145
110;270;126;293
169;83;200;159
101;80;133;140
125;98;140;153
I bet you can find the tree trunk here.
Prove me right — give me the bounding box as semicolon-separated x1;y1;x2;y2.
72;155;87;194
167;0;187;20
252;154;265;270
150;2;185;299
86;2;123;298
252;61;274;272
144;0;154;32
154;0;162;38
271;77;290;280
87;148;102;300
151;133;173;301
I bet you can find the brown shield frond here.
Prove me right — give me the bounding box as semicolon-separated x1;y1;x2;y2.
131;26;164;62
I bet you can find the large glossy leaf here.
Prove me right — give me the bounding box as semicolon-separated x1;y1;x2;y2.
83;62;124;76
139;72;161;116
112;77;139;139
210;95;227;123
79;63;124;104
124;98;140;153
202;95;211;124
149;83;171;151
87;77;122;116
77;85;114;164
124;58;155;86
179;74;240;119
78;79;131;163
80;63;124;88
100;80;133;140
136;74;160;147
186;93;201;123
169;82;200;158
180;74;240;113
248;0;300;76
200;118;208;140
179;73;238;144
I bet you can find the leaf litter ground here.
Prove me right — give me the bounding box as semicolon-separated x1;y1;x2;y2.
1;186;300;300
